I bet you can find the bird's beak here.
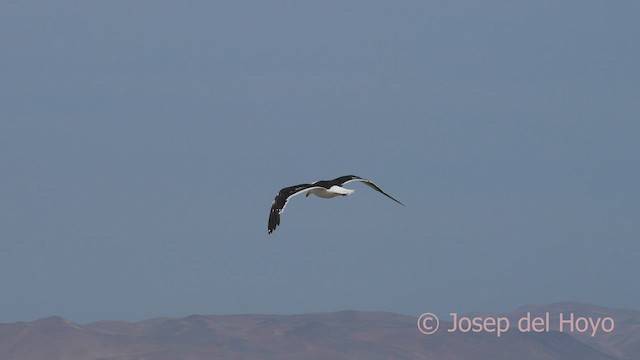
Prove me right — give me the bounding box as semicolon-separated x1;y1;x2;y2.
305;191;310;197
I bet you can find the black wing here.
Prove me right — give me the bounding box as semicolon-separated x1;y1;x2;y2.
268;183;320;234
332;175;405;206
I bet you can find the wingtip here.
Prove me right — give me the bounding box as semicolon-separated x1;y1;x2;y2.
387;195;405;206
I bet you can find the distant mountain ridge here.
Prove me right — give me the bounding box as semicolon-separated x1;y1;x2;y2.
0;303;637;360
505;302;640;360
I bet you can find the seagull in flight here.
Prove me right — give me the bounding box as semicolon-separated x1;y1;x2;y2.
268;175;404;234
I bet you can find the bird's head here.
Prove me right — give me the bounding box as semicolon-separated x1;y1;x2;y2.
305;190;311;197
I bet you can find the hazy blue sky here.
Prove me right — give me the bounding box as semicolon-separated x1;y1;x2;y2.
1;1;639;323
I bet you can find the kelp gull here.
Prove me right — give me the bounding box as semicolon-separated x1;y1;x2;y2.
268;175;403;234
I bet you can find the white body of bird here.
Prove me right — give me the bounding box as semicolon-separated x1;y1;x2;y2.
306;185;355;198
